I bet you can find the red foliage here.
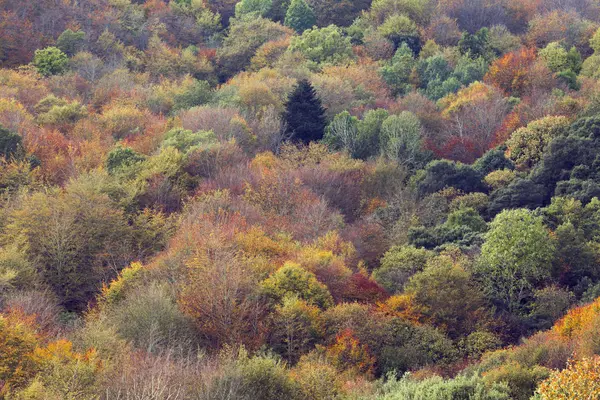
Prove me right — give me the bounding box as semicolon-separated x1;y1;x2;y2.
341;273;389;304
485;47;537;97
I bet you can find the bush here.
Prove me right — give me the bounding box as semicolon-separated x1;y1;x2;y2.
483;362;550;400
374;372;511;400
537;356;600;399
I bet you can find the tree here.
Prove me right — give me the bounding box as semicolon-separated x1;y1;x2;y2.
458;27;492;59
377;14;421;53
0;125;22;159
270;295;323;362
22;340;102;399
323;111;359;154
487;178;547;216
56;29;86;57
217;17;293;80
3;175;135;311
307;0;370;27
379;43;416;96
235;0;272;18
484;47;537;96
287;25;354;67
437;82;510;162
105;145;145;174
506;116;570;170
539;42;569;73
477;209;556;314
32;47;68;77
380;112;430;169
474;147;515;175
261;262;334;309
284;0;316;33
417;160;486;196
375;371;510;399
0;313;39;395
283;79;327;143
372;245;433;294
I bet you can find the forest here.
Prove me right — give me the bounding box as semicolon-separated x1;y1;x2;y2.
3;0;600;398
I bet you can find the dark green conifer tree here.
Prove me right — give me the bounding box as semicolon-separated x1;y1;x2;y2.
283;79;326;143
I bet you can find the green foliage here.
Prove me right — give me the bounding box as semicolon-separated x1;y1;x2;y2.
417;160;486;196
356;108;390;159
458;27;492;60
32;47;68;76
36;100;87;128
379;43;415;96
406;250;485;337
284;0;316;33
474;148;514;175
107;283;197;352
483;362;550;400
217;17;292;79
374;372;511;400
477;209;556;314
261;262;334;309
172;79;213;111
506;116;571;170
288;25;354;67
270;295;323;362
553;222;598;286
528;285;574;330
487;178;547;216
377;14;420;53
0;125;22;159
1;173;140;311
283;79;326;143
539;42;569;72
372;245;433;293
445;207;487;233
324;111;360;154
380;112;431;170
106;144;145;174
235;0;272;18
161;128;216;153
227;350;302;400
56;29;86;57
377;320;458;375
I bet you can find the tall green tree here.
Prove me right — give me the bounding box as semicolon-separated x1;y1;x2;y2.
284;0;316;33
283;79;326;143
477;209;556;314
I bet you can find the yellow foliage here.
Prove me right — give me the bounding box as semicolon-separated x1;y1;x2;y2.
100;262;144;306
439;81;495;116
552;296;600;340
538;356;600;399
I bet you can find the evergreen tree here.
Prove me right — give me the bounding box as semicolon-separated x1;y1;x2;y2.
283;79;326;143
0;125;22;159
284;0;316;33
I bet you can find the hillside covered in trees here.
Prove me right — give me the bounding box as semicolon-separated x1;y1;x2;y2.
4;0;600;398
